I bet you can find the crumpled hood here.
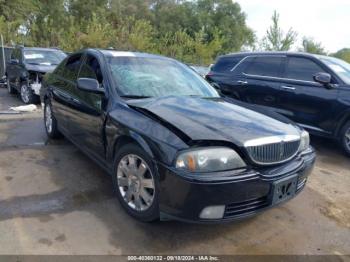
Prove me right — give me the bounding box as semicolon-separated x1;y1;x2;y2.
25;63;57;73
127;96;300;146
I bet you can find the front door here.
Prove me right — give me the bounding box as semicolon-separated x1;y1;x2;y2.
67;53;106;159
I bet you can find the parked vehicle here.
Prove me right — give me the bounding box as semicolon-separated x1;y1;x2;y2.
0;46;13;86
206;52;350;156
6;46;66;104
41;49;315;223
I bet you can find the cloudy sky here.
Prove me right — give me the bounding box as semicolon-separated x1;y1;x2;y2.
237;0;350;53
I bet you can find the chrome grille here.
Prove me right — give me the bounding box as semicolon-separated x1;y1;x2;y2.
246;140;300;165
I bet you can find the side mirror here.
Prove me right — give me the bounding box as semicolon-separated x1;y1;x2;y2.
10;59;19;64
314;72;331;86
77;78;104;94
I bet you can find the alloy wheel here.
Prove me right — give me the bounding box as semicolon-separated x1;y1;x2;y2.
117;154;155;212
20;84;30;103
45;104;53;134
345;127;350;151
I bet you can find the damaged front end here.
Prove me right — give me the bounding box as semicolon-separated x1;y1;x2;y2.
28;71;45;96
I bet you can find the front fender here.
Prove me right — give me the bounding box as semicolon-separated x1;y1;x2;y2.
105;104;188;166
335;109;350;137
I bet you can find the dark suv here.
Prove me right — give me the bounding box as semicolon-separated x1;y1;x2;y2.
206;52;350;156
6;46;66;104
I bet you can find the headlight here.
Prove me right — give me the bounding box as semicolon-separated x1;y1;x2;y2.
299;130;310;152
175;147;246;172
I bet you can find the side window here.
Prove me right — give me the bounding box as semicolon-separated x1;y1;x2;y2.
76;55;103;109
11;49;20;60
62;54;83;82
212;57;242;73
244;56;284;77
53;58;67;76
286;57;326;82
78;55;103;84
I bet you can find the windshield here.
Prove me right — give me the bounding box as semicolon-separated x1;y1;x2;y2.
320;56;350;85
23;50;67;66
107;56;219;98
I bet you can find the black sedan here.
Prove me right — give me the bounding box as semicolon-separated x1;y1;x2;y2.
41;49;316;223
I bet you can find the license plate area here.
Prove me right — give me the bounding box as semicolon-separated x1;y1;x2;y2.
272;175;298;204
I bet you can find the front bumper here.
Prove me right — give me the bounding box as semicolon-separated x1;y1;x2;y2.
157;147;316;223
30;82;41;95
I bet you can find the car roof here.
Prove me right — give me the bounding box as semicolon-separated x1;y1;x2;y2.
219;51;322;59
22;47;63;52
96;49;171;60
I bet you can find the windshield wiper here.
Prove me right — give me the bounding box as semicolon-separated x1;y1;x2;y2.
120;95;152;99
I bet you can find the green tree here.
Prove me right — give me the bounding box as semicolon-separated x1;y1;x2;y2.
127;19;156;52
0;0;38;44
300;37;326;55
26;0;71;47
75;13;115;49
0;0;255;65
332;48;350;63
196;0;254;53
261;10;297;51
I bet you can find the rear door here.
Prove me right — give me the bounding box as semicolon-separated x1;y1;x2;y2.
206;56;244;95
237;55;285;109
277;55;338;134
51;53;83;133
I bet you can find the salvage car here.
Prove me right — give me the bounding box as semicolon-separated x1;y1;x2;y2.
206;52;350;156
41;49;316;223
6;46;66;104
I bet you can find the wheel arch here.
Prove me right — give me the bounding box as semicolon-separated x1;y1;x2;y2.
111;131;155;164
335;111;350;138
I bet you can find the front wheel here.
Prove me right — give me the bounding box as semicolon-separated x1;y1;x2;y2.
112;143;159;222
340;121;350;157
44;100;62;139
20;82;38;104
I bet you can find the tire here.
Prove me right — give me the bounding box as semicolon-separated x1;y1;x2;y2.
112;143;159;222
20;81;38;104
7;77;16;94
44;100;62;139
339;121;350;157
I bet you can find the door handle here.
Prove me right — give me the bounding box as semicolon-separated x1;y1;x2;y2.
237;80;248;85
281;85;296;90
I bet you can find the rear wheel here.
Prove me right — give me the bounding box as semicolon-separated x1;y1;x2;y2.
340;121;350;157
112;143;159;222
44;100;62;139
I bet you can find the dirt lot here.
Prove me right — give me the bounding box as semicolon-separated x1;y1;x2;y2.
0;87;349;256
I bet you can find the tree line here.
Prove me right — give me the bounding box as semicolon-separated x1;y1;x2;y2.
0;0;349;65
